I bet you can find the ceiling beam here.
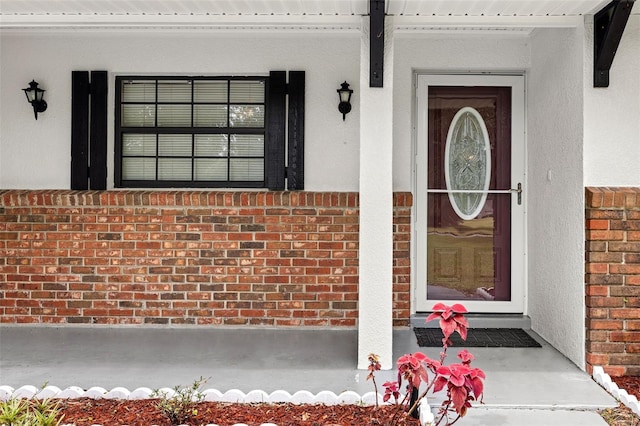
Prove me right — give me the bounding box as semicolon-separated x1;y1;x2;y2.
370;0;385;87
594;0;635;87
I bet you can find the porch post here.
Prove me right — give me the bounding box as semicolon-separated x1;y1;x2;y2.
357;16;394;369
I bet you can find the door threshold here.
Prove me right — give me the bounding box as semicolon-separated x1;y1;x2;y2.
411;314;531;330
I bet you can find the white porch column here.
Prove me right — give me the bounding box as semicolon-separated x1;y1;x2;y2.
357;17;394;370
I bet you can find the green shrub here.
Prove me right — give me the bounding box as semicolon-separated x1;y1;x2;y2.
0;398;62;426
152;377;209;425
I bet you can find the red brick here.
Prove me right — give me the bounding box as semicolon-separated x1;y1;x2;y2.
586;252;623;263
587;342;624;352
276;319;302;326
586;219;609;230
305;301;330;310
586;263;608;274
239;309;265;317
318;293;342;301
626;344;640;353
587;330;608;342
626;321;640;331
625;298;640;307
586;274;623;285
588;307;609;318
587;230;625;241
586;352;609;365
625;253;640;263
610;308;640;319
0;189;412;327
610;264;640;274
610;287;640;297
610;332;640;342
586;241;607;252
588;319;623;330
586;296;623;308
265;309;292;318
625;366;640;376
609;354;640;365
610;242;640;252
586;286;609;297
603;366;626;377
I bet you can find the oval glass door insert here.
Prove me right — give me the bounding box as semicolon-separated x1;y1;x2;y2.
444;107;491;220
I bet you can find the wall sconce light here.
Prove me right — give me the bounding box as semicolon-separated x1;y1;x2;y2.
337;81;353;120
23;80;47;120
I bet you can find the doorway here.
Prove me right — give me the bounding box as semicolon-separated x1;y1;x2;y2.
415;74;525;313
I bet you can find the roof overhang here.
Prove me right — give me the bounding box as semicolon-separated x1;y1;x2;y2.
0;0;621;30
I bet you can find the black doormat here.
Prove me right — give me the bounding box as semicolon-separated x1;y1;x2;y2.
414;328;541;348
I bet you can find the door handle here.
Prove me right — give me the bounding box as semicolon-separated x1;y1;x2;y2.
426;183;523;205
514;183;522;205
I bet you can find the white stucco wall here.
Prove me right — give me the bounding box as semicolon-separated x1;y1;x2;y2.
0;30;361;190
584;14;640;186
527;27;586;368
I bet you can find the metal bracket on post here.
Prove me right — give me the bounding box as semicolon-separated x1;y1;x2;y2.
594;0;635;87
370;0;385;88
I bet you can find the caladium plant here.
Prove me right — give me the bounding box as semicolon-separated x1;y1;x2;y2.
367;303;485;426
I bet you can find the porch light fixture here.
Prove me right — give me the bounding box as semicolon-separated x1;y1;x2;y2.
23;80;47;120
337;81;353;120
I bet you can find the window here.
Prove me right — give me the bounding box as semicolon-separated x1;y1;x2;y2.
115;76;267;188
71;70;302;191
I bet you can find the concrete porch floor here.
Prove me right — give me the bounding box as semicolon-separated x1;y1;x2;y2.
0;325;617;425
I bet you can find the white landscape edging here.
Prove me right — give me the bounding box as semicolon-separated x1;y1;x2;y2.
0;385;435;426
592;366;640;417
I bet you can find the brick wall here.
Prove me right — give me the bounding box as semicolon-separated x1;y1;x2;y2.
585;187;640;376
0;190;412;327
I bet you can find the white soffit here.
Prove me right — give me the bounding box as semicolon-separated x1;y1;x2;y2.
0;0;617;30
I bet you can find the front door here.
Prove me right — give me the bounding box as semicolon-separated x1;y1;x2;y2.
415;74;525;313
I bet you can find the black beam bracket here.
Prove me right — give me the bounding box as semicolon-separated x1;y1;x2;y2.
594;0;635;87
370;0;385;87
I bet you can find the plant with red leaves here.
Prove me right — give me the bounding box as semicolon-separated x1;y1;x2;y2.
426;303;469;346
370;303;485;426
367;353;382;407
383;380;401;403
434;357;486;420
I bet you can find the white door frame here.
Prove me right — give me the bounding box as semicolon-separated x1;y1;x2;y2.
414;73;526;313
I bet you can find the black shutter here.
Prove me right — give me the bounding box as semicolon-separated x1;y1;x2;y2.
266;71;286;190
90;71;108;190
71;71;90;190
71;70;108;190
287;71;305;190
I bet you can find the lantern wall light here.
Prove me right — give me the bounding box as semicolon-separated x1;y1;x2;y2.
337;81;353;121
23;80;47;120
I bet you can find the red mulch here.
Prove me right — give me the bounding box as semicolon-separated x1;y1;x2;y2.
46;376;640;425
56;398;423;426
614;376;640;401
